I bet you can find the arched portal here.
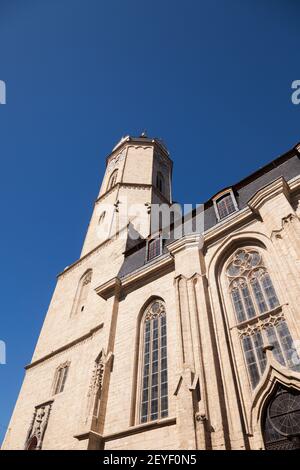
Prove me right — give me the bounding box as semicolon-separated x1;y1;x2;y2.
262;385;300;450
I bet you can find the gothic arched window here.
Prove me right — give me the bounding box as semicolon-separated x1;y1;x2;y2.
53;362;70;394
71;270;92;316
107;169;118;190
225;248;300;389
140;299;168;423
226;249;279;322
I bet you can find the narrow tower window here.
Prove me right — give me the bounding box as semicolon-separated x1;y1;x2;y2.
107;169;118;190
98;211;106;224
71;270;92;316
53;362;70;395
140;299;168;423
156;172;165;195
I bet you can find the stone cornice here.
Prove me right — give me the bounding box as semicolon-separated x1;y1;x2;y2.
121;254;173;289
95;277;121;300
167;233;203;255
203;207;253;245
105;137;171;165
103;417;176;442
74;417;176;443
95;182;152;205
25;323;104;370
95;254;174;300
248;177;290;213
288;174;300;192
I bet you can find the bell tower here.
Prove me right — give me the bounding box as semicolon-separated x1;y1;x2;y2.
80;133;173;257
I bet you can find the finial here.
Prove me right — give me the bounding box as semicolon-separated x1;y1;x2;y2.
140;130;147;138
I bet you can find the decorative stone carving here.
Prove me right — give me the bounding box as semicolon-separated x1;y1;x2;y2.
85;352;106;422
144;300;166;322
88;356;105;399
226;248;263;279
82;271;92;286
195;411;207;422
25;402;53;450
238;310;285;338
107;149;126;173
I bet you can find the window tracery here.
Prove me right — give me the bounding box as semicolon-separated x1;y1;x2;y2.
225;248;300;388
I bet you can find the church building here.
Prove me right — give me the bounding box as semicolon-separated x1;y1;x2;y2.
2;135;300;450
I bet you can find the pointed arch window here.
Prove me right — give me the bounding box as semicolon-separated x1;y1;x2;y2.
226;249;279;321
140;300;168;423
71;270;92;316
226;248;300;389
53;362;70;395
98;211;106;225
156;172;165;195
107;169;118;190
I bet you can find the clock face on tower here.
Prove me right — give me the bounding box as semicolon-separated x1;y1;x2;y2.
107;149;126;173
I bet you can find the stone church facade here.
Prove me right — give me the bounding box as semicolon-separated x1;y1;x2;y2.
2;135;300;450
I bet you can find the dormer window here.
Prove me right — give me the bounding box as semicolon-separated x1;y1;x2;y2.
156;172;165;195
213;189;238;221
147;237;162;261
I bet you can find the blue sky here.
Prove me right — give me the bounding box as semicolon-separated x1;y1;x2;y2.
0;0;299;443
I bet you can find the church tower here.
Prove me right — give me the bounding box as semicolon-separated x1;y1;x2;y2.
81;133;173;256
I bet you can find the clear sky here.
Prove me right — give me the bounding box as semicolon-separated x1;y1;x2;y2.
0;0;299;443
